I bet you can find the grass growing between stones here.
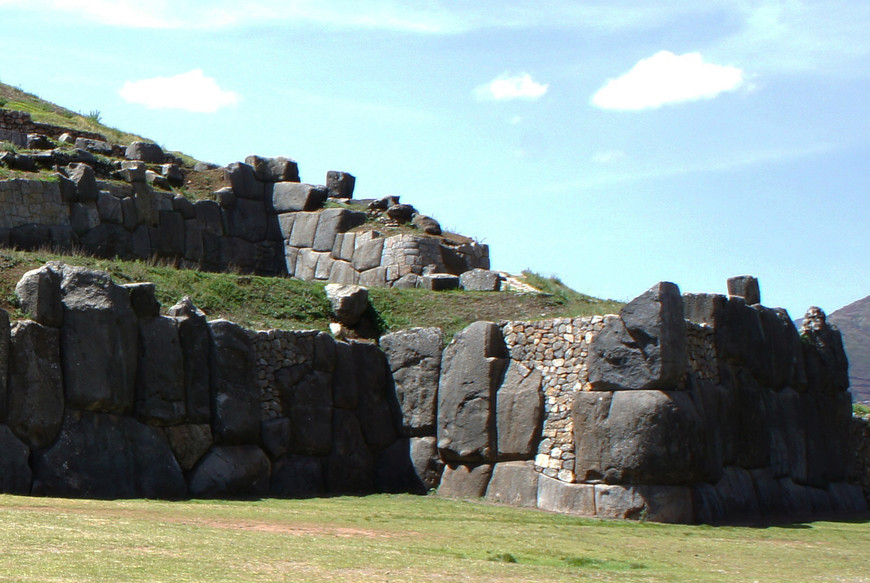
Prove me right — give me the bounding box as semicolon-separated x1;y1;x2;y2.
0;249;622;336
0;494;868;582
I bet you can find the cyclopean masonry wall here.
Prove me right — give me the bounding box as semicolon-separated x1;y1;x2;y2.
0;264;866;523
0;156;488;286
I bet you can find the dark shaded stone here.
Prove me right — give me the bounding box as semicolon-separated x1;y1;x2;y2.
437;463;492;498
220;237;257;271
70;202;100;236
333;341;358;409
136;316;186;425
573;389;709;485
437;322;508;462
271;183;327;212
588;282;687;391
386;203;417;223
14;265;63;328
188;446;270;498
374;436;443;494
125;282;161;319
496;362;543;460
68;163;98;202
277;364;333;456
246;155;300;183
97;191;123;224
80;224;132;259
412;214;441;235
153;210;185;257
32;410;186;499
270;455;324;497
800;307;850;394
168;297;211;424
161;424;213;471
226;198;267;243
380;327;442;436
261;417;292;459
59;265;138;413
326;171;355;198
194;199;224;236
594;484;694;523
327;409;374;494
352;341;397;450
0;424;32;494
209;320;259;444
126;141;165;163
0;310;8;421
421;273;460;291
224;162;265;201
7;321;63;450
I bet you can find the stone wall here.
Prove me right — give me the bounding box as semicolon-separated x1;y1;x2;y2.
0;108;106;143
0;160;488;285
0;264;865;523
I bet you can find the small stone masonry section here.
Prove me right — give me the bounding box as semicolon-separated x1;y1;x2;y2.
0;264;866;524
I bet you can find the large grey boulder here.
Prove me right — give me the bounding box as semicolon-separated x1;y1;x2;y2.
0;425;32;494
326;171;355;198
536;475;596;516
7;321;63;450
380;327;443;436
587;282;686;391
496;362;543;459
245;155;300;183
14;265;63;328
67;163;99;202
271;183;327;212
135;316;186;425
168;297;211;423
58;265;139;413
225;199;267;243
209;320;259;444
421;273;460;291
437;321;508;462
224;162;265;201
352;236;385;272
594;484;694;523
324;284;369;327
288;212;320;247
484;461;539;508
32;410;186;499
313;208;366;251
572;390;709;485
333;341;359;409
126;141;165;163
374;436;443;494
188;446;271;498
437;463;492;498
459;268;501;292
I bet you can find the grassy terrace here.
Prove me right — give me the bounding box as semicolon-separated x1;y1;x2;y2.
0;494;868;582
0;249;622;337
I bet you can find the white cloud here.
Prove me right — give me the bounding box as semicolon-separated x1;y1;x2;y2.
118;70;240;113
591;51;745;111
474;73;548;102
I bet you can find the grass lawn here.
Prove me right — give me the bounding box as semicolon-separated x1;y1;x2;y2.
0;494;868;582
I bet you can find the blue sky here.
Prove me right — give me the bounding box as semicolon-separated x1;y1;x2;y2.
1;1;869;320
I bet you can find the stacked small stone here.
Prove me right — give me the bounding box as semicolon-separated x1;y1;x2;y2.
249;328;319;420
685;321;719;383
502;315;607;483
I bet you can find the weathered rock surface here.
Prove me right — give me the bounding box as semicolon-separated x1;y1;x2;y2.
496;362;543;459
437;322;508;462
380;327;443;436
0;425;31;494
209;320;259;444
588;282;686;391
459;268;501;292
485;461;539;508
324;284;369;327
7;321;63;450
15;265;63;327
32;410;186;499
188;446;271;498
437;463;493;498
126;142;165;164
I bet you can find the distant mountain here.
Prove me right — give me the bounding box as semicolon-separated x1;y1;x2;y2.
829;295;870;403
